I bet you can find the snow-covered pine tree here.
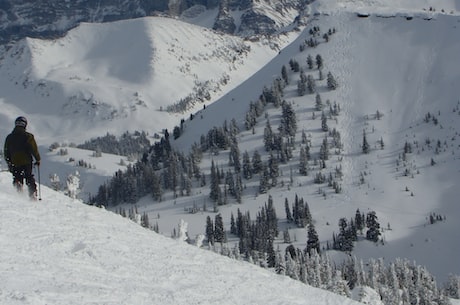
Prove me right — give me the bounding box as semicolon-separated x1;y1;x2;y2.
264;119;274;151
327;71;338;90
252;150;263;174
307;74;316;94
307;54;314;69
66;171;80;199
299;146;309;176
209;160;220;202
366;211;381;242
306;223;320;255
316;54;323;70
315;93;323;111
214;213;225;243
281;65;289;85
321;111;329;132
242;150;253;179
355;209;364;234
205;216;214;245
268;153;279;187
362;129;370;154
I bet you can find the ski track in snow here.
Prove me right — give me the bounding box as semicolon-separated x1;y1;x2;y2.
326;14;356;200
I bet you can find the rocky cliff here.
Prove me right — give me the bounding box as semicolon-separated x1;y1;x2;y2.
0;0;307;44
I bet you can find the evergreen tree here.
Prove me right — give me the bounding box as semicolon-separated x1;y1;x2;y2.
334;218;354;252
299;146;309;176
266;240;277;268
289;58;299;72
330;271;351;297
209;160;220;202
283;229;291;243
242;151;253;179
205;216;214;245
229;141;241;173
285;249;300;280
264;119;274;151
321;111;328;132
235;175;243;204
230;213;236;235
281;65;289;85
307;74;316;94
252;150;263;174
275;249;286;275
362;129;370;154
315;54;323;70
268;153;279;187
315;93;323;111
445;274;460;299
366;211;381;242
327;71;338;90
259;163;270;194
355;209;364;234
141;212;150;228
319;136;329;162
281;101;297;137
266;195;279;238
285;198;293;222
214;213;225;243
341;257;359;290
307;54;314;69
225;170;235;197
297;78;306;96
306;223;320;255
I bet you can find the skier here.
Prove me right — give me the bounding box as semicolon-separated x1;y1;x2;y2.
4;116;41;199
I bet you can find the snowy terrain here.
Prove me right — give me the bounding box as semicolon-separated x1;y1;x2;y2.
0;173;365;305
0;16;297;145
1;0;460;304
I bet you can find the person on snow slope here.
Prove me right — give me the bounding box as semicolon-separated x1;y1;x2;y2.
4;116;41;199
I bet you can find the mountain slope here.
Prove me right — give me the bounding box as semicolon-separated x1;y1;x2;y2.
0;172;364;305
161;10;460;285
1;0;460;300
0;15;299;145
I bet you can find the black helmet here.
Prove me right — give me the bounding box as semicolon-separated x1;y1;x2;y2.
15;116;28;128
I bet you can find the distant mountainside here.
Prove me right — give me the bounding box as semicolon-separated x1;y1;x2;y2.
0;15;300;145
0;0;306;44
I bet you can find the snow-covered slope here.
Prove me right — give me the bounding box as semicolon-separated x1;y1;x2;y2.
312;0;460;15
1;0;460;302
0;172;364;305
160;7;460;285
0;16;299;145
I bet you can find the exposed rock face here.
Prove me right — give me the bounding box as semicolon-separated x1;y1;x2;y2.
0;0;304;44
0;0;145;44
239;10;277;36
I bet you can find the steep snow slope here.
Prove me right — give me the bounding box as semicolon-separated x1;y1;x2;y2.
164;10;460;284
0;172;364;305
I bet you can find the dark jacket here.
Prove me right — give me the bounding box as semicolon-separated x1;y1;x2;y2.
4;126;41;167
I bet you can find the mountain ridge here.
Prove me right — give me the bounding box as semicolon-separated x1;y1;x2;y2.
0;15;299;144
0;0;305;45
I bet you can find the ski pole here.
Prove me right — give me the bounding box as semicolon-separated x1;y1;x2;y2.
37;164;42;201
